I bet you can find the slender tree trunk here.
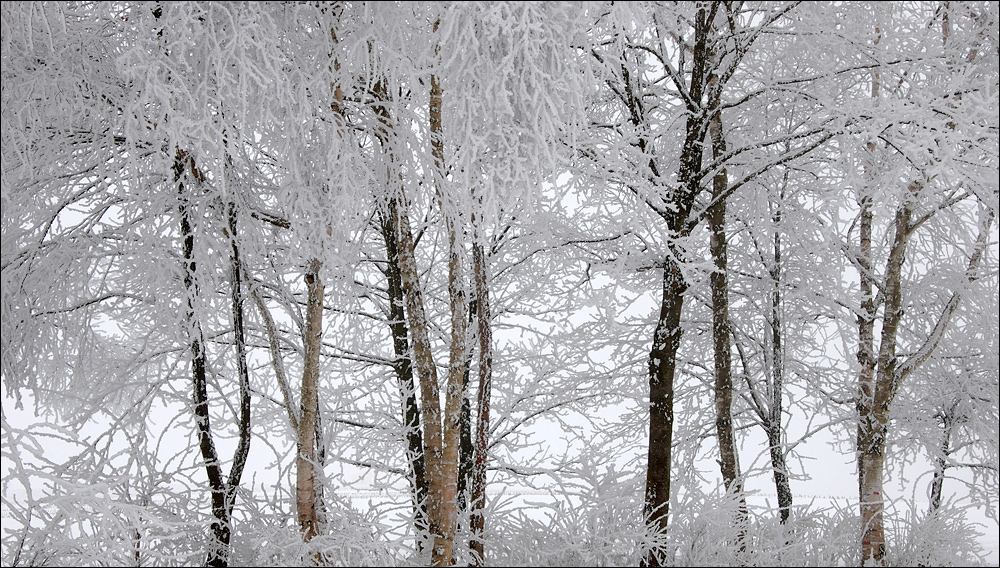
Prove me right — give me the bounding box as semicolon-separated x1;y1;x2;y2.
174;150;231;567
766;421;792;523
224;200;252;541
860;195;913;566
392;188;453;565
468;239;493;566
767;184;793;525
224;200;252;511
252;289;299;431
297;258;324;542
855;29;886;564
457;335;475;518
378;199;429;543
855;185;881;566
432;56;468;566
707;92;746;551
928;402;956;514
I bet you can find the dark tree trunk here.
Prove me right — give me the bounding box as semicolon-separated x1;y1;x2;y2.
457;330;475;519
643;9;717;566
768;188;793;525
468;240;493;566
644;253;686;567
378;199;430;544
707;92;746;550
174;150;231;568
224;201;252;529
928;402;956;514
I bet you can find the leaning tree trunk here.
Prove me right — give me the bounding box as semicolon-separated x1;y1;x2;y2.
223;200;252;544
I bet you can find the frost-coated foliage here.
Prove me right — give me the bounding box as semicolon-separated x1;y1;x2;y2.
2;1;998;567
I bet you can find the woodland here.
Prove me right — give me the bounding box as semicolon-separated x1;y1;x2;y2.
1;2;998;567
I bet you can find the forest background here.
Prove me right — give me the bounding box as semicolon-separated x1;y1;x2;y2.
1;2;998;567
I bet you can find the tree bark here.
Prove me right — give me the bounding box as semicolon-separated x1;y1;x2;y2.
297;257;324;542
928;401;957;514
392;188;454;565
642;8;717;566
224;200;252;541
644;253;685;567
855;186;881;566
468;239;493;566
767;183;793;525
174;150;231;568
707;86;746;551
431;49;468;564
855;185;994;566
378;198;429;544
457;321;475;521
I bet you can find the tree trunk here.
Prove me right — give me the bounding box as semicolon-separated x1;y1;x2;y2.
707;92;746;551
854;185;881;566
856;189;991;566
224;199;252;515
767;186;793;525
468;240;493;566
297;258;324;542
767;422;793;524
928;402;956;514
860;194;913;566
457;323;475;521
378;198;429;544
392;188;455;565
224;200;252;543
372;54;465;563
643;253;686;567
432;55;468;565
174;150;231;567
643;10;716;566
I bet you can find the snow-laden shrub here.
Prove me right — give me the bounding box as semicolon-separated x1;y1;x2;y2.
885;499;989;567
228;492;405;567
488;458;647;567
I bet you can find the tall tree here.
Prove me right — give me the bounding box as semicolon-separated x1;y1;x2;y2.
841;3;998;564
585;3;829;562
